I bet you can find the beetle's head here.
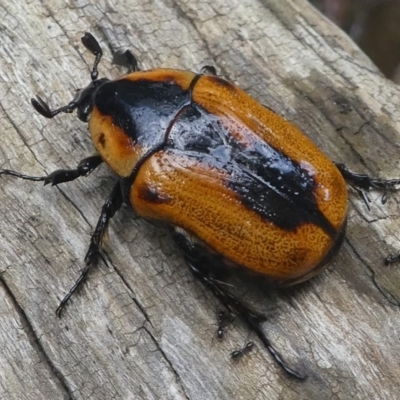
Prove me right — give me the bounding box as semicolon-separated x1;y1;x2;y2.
31;32;136;123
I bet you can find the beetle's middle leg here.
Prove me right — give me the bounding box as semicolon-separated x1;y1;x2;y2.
336;162;400;264
0;155;103;185
55;181;123;316
336;162;400;199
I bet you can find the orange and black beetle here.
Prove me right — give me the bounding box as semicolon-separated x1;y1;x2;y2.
1;33;400;379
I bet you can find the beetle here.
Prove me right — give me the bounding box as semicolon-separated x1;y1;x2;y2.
1;32;400;379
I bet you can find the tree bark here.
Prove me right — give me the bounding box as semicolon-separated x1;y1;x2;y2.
1;0;400;399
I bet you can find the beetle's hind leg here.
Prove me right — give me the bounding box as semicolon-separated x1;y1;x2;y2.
186;262;306;379
0;155;103;185
55;181;123;316
173;229;305;379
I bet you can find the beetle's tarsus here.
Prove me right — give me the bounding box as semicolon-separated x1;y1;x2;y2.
336;163;400;199
0;169;45;181
0;155;103;186
56;182;123;316
56;264;90;317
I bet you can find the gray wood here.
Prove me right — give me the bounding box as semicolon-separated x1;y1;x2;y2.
1;0;400;399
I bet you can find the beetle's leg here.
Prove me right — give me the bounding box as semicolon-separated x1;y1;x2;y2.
173;231;305;378
336;163;400;195
336;163;400;264
0;155;103;186
112;49;139;73
186;262;306;379
56;182;123;316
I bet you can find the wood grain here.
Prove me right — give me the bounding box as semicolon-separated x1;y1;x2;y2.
1;0;400;399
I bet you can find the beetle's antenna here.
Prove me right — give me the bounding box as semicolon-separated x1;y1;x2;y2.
112;49;139;73
81;32;103;81
31;32;103;119
31;96;78;119
30;32;104;119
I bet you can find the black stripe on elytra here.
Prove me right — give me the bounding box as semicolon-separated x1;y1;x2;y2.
217;151;336;236
229;163;337;237
164;101;338;237
225;136;337;236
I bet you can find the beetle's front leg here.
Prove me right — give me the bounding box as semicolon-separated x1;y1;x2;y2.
56;182;123;316
0;155;103;185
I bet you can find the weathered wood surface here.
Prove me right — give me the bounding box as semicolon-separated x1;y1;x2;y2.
1;0;400;399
